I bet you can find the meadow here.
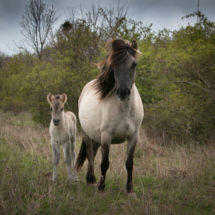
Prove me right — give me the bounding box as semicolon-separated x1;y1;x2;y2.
0;109;215;215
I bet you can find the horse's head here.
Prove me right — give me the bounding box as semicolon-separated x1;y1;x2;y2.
47;93;67;126
94;39;140;101
112;40;139;101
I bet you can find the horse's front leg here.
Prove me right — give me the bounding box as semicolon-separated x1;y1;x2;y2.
98;134;111;191
51;140;60;182
126;132;138;195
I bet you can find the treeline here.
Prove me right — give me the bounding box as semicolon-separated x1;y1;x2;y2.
0;1;214;143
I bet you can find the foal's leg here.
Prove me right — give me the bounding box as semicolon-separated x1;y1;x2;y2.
83;133;96;184
63;141;73;183
126;132;138;194
51;140;60;182
98;134;111;191
71;136;79;181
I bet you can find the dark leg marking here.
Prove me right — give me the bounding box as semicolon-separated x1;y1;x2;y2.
98;144;110;191
92;141;100;158
84;133;96;184
126;145;136;193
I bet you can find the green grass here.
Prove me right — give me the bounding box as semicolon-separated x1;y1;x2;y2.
0;110;215;214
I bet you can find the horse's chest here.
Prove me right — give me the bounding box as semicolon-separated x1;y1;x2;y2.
112;118;135;138
50;128;70;143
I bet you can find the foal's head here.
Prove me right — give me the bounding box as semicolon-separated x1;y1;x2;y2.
94;39;141;101
47;93;67;126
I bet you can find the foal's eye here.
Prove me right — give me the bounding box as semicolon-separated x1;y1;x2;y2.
61;108;64;111
132;62;137;69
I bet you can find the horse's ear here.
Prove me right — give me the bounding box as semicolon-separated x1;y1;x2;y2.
62;93;67;104
131;40;138;50
47;93;54;104
112;39;125;52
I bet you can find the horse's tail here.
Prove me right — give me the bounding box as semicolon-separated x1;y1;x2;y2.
75;137;87;172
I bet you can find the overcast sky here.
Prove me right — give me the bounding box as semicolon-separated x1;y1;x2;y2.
0;0;215;55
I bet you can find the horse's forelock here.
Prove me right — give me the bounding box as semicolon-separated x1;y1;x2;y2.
53;95;64;104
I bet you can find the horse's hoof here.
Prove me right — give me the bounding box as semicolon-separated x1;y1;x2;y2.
98;189;105;194
98;184;105;191
127;192;137;199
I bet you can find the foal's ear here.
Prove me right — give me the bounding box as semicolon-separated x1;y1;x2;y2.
112;39;125;52
61;93;67;104
131;40;138;50
47;93;54;104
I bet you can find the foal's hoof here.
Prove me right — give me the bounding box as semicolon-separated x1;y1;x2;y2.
73;176;79;182
127;192;137;199
52;179;57;185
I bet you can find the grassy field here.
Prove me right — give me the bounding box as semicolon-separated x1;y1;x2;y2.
0;110;215;214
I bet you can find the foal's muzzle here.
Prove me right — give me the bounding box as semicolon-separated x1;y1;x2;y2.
116;88;130;101
53;119;59;126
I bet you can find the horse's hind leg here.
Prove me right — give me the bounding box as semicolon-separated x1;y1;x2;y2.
126;132;138;195
83;133;97;185
71;136;79;181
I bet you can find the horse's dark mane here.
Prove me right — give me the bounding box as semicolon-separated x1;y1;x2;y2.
93;39;141;100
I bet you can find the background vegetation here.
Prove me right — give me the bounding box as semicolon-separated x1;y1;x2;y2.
1;2;214;142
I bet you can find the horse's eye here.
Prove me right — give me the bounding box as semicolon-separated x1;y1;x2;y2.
132;62;137;69
61;108;64;111
50;108;52;111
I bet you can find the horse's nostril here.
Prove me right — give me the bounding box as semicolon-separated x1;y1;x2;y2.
116;88;121;95
126;89;130;96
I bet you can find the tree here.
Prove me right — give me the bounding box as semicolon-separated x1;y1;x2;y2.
0;51;10;69
141;12;215;141
20;0;58;61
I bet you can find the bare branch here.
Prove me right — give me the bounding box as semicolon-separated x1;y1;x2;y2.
19;0;58;61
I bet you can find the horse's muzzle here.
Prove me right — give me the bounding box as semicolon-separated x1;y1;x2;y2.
116;88;130;101
53;119;59;126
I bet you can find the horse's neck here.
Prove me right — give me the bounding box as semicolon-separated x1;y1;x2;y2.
59;112;66;127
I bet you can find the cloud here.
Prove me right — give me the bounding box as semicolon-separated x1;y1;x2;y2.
0;0;214;55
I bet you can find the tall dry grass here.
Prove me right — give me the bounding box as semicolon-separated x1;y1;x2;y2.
0;110;215;214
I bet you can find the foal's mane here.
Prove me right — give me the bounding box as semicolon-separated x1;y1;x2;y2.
93;39;141;100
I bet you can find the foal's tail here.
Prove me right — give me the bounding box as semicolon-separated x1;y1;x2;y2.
75;137;87;172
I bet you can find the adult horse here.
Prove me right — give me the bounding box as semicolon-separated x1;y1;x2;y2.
76;39;144;196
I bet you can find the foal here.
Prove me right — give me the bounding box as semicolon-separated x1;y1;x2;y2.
47;93;78;183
